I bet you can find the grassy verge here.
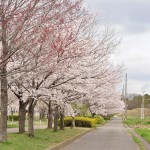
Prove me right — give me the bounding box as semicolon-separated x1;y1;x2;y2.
135;128;150;143
123;117;150;128
0;127;90;150
128;131;145;150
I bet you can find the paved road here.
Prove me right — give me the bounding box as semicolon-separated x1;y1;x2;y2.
60;118;138;150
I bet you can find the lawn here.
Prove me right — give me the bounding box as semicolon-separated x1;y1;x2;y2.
7;120;47;128
7;123;18;128
135;128;150;143
0;128;90;150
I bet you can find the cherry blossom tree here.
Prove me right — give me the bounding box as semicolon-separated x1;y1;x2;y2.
7;90;19;115
36;100;47;120
5;0;95;137
0;0;125;141
0;0;86;140
52;27;124;118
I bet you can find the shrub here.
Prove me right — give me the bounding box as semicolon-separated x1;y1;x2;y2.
63;117;73;126
75;117;96;127
92;116;105;124
58;117;96;128
8;115;19;121
88;115;105;124
102;115;112;120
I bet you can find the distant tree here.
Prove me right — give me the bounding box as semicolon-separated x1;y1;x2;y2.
127;95;142;110
144;94;150;108
127;94;150;110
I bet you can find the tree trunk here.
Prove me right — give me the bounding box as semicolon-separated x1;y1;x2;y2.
0;69;8;142
10;108;14;115
0;14;9;142
47;101;53;129
39;113;41;120
89;107;94;118
28;108;34;137
19;109;26;133
40;113;45;120
92;113;95;118
28;98;36;137
18;100;29;133
0;110;1;139
71;117;75;129
60;111;64;130
53;105;59;132
19;104;27;133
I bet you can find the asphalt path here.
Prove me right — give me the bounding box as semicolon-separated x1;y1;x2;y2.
60;118;138;150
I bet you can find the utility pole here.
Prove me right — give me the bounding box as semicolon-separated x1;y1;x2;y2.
124;73;127;121
121;85;125;103
121;85;125;120
122;85;124;101
141;91;145;119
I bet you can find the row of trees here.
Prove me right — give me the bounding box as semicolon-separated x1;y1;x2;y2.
0;0;124;141
127;94;150;110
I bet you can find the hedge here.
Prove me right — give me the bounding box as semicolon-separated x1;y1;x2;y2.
59;117;96;128
92;116;105;124
8;115;19;121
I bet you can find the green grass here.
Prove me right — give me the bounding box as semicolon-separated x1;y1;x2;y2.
7;120;47;128
7;123;18;128
128;131;145;150
135;128;150;143
0;128;90;150
132;134;145;150
33;120;47;126
124;117;150;127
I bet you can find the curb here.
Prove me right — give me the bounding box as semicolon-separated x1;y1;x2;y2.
49;128;95;150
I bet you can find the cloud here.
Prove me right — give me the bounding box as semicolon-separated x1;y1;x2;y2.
115;32;150;93
85;0;150;34
127;80;150;94
142;83;150;92
84;0;150;94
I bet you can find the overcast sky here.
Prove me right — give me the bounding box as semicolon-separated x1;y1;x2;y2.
84;0;150;94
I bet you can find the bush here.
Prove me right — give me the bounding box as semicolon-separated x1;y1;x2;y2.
8;115;19;121
102;115;113;120
92;116;105;124
62;117;72;127
59;117;96;128
88;115;105;124
75;117;96;127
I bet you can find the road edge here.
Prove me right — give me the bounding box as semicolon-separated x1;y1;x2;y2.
124;124;150;150
49;128;95;150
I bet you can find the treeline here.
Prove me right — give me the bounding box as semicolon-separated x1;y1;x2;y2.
0;0;124;142
127;94;150;110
